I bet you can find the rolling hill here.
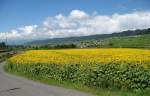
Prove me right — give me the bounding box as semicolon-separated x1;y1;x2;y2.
26;28;150;48
79;34;150;48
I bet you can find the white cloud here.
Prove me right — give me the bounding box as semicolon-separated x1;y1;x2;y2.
115;11;150;30
69;10;89;19
0;10;150;44
18;25;38;35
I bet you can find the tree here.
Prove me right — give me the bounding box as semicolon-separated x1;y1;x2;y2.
0;42;6;49
108;42;114;47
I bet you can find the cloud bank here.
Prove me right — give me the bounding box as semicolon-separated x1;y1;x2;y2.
0;10;150;44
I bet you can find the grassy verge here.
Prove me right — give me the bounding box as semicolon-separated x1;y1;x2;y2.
4;63;150;96
0;52;11;62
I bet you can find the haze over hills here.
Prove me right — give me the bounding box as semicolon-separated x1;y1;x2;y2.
26;28;150;48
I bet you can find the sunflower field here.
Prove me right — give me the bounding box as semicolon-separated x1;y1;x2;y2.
6;48;150;90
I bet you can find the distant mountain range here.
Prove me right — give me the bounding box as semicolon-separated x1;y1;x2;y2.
26;28;150;46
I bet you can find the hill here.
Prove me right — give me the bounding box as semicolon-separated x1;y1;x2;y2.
26;28;150;45
78;34;150;48
26;28;150;48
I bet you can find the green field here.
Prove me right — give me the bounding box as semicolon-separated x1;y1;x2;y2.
100;34;150;48
79;34;150;48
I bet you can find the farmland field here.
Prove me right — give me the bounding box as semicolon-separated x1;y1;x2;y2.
5;48;150;96
9;48;150;65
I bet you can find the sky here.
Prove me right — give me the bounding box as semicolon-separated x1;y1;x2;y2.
0;0;150;44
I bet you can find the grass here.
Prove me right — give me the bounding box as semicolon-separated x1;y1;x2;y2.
0;52;9;62
102;35;150;48
82;34;150;48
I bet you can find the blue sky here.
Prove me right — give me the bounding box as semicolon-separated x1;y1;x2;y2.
0;0;150;32
0;0;150;44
